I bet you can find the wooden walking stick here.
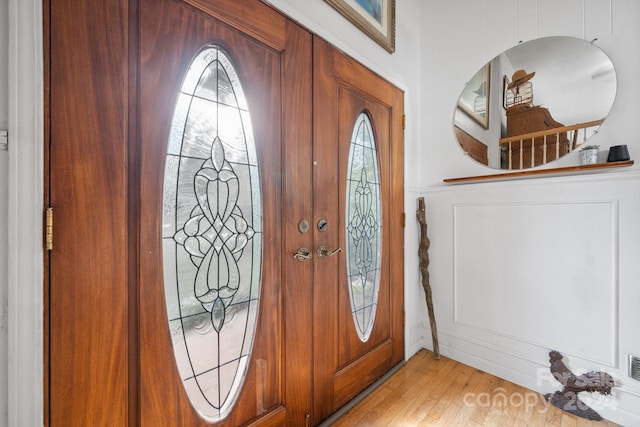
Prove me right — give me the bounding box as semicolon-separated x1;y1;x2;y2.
417;197;439;359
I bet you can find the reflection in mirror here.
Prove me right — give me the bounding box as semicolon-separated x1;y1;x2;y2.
454;36;617;170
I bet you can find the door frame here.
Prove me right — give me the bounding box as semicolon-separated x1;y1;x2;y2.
7;0;44;425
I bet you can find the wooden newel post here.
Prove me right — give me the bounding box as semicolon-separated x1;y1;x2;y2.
417;197;439;359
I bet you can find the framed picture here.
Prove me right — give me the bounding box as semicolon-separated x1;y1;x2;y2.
325;0;395;53
457;63;491;129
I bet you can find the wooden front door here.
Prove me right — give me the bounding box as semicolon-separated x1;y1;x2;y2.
137;0;311;425
46;0;402;425
312;37;405;423
48;0;312;425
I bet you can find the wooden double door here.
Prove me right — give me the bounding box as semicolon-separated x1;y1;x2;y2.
46;0;404;425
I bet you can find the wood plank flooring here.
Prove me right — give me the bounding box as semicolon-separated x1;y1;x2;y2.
331;349;619;426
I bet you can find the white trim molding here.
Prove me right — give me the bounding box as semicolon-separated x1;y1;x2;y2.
8;0;44;425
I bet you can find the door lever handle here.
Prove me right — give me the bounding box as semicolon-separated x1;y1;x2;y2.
293;247;313;261
317;246;342;259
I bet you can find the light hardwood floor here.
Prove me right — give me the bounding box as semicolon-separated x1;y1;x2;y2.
331;350;619;426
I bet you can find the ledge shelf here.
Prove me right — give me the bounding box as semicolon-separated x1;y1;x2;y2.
443;160;634;184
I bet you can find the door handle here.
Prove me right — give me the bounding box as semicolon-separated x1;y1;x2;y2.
317;246;342;259
293;247;313;261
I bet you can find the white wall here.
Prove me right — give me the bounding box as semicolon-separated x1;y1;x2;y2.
7;0;44;425
419;0;640;425
0;0;9;423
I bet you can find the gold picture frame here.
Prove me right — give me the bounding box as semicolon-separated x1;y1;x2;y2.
325;0;396;53
457;63;491;129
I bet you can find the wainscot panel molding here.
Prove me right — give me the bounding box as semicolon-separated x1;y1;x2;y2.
453;201;618;367
419;169;640;426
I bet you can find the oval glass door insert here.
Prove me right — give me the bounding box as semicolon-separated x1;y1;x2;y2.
345;111;382;342
162;46;262;422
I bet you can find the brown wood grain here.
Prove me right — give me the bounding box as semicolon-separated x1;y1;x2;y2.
389;84;405;366
333;340;394;409
331;350;621;426
48;0;129;424
282;20;315;426
183;0;286;50
47;1;403;425
127;2;141;425
455;125;489;165
312;36;340;423
312;36;404;424
336;89;391;367
138;0;286;425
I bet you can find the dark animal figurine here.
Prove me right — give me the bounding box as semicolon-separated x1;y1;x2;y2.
545;350;614;420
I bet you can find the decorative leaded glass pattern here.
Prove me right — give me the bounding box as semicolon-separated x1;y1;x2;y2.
345;112;382;342
162;46;262;422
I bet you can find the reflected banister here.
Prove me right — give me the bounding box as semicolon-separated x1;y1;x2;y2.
500;118;605;170
499;119;605;145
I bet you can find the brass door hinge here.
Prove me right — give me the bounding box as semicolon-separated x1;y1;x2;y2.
401;212;406;228
45;207;54;250
402;114;406;129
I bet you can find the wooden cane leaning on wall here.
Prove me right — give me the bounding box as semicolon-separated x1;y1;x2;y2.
417;197;439;359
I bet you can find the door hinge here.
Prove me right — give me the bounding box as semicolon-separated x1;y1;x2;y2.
401;212;406;228
401;114;406;130
45;207;54;251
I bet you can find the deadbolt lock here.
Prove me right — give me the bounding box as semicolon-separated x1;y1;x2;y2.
298;219;310;234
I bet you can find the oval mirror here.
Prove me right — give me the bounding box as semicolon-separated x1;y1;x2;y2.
454;36;617;170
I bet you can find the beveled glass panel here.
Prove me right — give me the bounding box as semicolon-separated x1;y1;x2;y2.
162;46;262;422
345;112;382;342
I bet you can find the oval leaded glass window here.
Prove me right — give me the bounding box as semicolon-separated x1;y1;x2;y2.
345;112;382;342
162;46;262;422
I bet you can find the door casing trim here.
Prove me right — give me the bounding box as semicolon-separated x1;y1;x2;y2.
7;0;44;424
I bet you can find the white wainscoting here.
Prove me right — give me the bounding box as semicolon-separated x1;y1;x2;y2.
421;172;640;426
453;200;618;367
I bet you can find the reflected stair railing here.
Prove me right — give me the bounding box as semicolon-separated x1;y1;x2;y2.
499;118;605;170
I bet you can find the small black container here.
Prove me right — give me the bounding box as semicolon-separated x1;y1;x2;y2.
607;145;630;162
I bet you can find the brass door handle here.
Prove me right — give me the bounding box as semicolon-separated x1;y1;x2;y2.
293;247;313;261
317;246;342;259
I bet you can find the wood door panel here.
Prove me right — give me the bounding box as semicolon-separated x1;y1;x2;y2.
312;37;342;422
138;0;288;425
333;340;393;408
337;88;393;367
312;36;404;424
48;0;399;424
245;406;287;427
182;0;286;50
48;0;129;424
281;20;315;427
